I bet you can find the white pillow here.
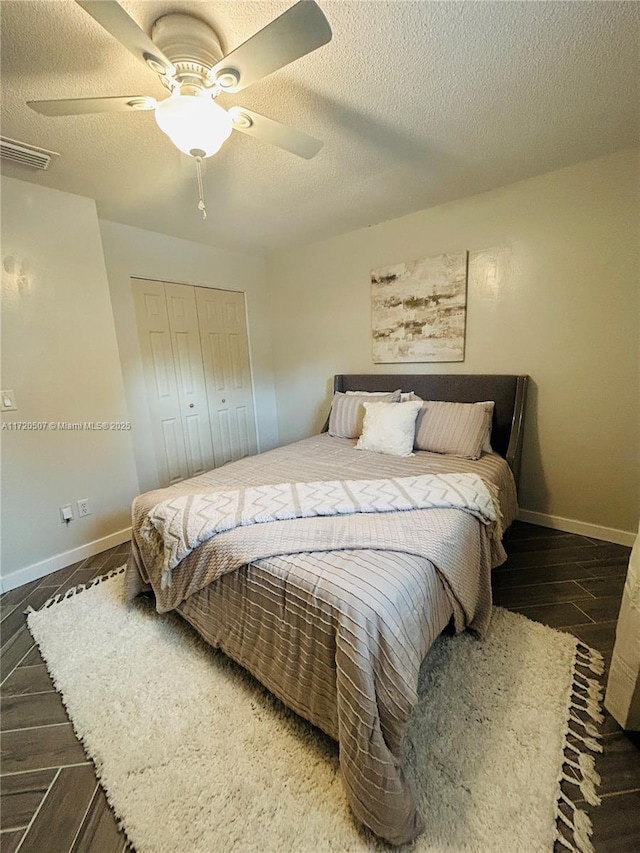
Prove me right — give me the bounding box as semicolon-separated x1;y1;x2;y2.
356;401;423;457
347;389;414;402
345;390;402;396
346;389;416;405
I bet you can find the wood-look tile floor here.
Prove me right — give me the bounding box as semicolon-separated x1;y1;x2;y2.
1;544;132;853
1;524;638;852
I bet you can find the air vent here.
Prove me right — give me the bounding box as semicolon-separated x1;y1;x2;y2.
0;136;59;171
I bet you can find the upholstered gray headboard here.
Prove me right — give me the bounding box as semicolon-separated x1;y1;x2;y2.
325;374;529;485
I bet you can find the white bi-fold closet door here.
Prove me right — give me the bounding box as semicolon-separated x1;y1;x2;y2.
133;278;257;487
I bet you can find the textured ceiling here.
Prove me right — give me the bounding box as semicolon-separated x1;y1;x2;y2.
1;0;638;254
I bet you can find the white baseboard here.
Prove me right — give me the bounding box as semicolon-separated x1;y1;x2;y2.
517;509;636;547
0;527;132;593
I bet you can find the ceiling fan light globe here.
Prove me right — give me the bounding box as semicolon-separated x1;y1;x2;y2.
154;93;232;158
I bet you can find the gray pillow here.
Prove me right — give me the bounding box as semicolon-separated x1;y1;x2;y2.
328;390;401;439
414;400;493;459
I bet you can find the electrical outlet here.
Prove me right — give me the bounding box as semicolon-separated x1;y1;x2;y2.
60;505;73;524
77;498;91;518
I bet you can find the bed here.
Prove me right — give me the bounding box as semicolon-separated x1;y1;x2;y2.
126;373;528;845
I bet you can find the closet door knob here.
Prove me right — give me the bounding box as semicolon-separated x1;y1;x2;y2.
189;403;194;408
221;398;226;403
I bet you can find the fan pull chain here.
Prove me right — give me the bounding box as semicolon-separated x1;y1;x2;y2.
195;156;207;220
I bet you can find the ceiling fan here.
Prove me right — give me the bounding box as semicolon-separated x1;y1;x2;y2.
28;0;332;216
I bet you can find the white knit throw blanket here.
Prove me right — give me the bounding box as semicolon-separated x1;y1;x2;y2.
141;473;499;589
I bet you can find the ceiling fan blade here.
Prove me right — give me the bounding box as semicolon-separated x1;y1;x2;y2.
229;107;322;159
28;96;157;117
209;1;331;93
76;1;176;78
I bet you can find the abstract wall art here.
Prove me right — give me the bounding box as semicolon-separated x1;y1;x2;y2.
371;251;468;363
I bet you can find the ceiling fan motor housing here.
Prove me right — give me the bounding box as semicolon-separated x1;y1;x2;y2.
151;14;224;87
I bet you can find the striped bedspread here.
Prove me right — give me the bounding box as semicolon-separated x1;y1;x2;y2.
126;435;517;845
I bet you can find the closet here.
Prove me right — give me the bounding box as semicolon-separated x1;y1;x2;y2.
132;278;257;487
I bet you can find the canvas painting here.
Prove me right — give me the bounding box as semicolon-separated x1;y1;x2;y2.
371;251;468;363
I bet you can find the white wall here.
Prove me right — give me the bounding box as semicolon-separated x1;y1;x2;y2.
267;150;640;540
98;221;279;493
1;178;139;588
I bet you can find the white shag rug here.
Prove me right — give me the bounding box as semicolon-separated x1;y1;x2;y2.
27;569;605;853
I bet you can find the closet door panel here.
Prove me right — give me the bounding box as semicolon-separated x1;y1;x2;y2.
165;282;215;478
195;287;258;464
132;279;188;486
213;407;233;467
160;418;185;484
235;405;252;459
